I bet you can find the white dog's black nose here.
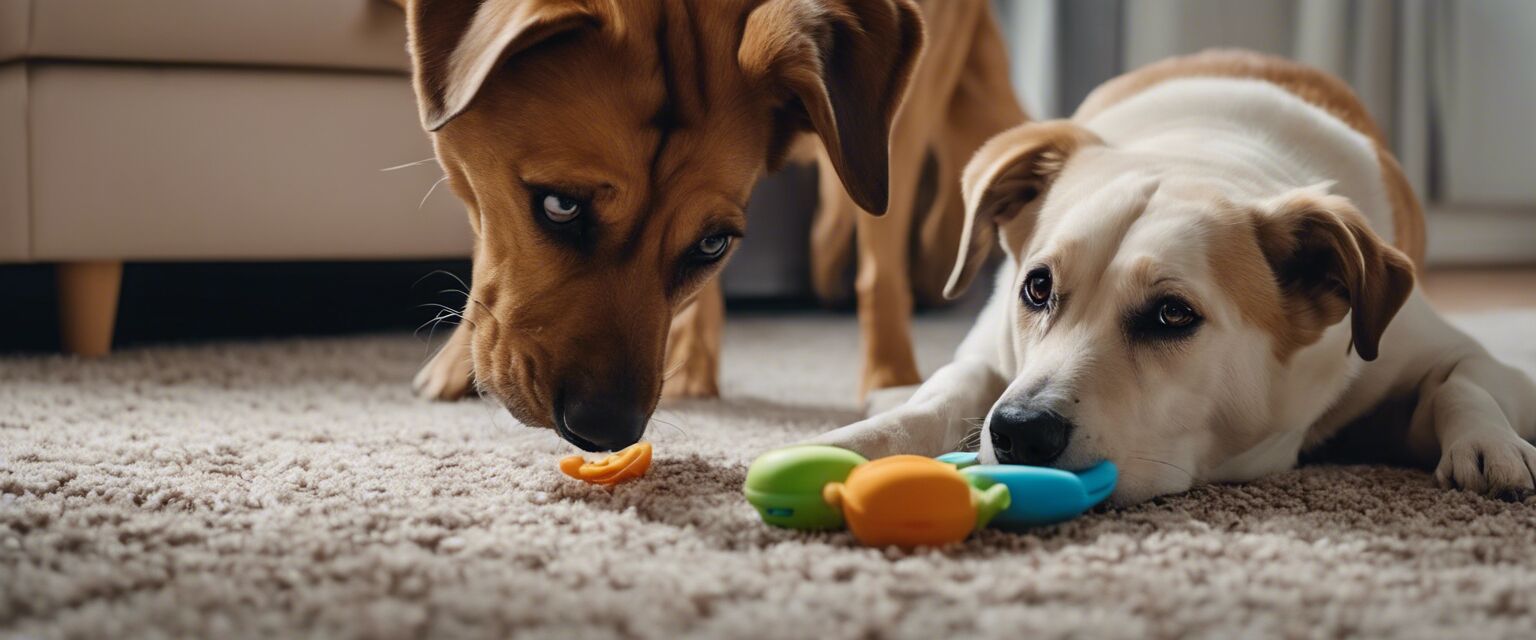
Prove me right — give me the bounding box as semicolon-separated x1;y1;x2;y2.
988;406;1073;466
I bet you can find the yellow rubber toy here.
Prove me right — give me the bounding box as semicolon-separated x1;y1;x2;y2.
560;442;652;486
821;455;1009;548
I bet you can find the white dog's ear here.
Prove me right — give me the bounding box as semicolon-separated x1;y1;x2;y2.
406;0;597;131
1254;186;1416;361
739;0;924;215
945;120;1101;299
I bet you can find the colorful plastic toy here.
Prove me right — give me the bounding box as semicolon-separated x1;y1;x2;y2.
560;442;652;486
744;446;1117;547
935;451;981;469
823;455;1009;548
744;445;868;529
947;453;1118;528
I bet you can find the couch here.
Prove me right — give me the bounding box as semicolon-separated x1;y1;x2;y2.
1;0;474;357
0;0;821;357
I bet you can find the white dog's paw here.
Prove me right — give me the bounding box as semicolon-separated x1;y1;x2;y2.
806;419;901;459
864;384;920;417
1435;432;1536;501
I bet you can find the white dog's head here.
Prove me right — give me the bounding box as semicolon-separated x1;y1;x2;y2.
950;121;1415;504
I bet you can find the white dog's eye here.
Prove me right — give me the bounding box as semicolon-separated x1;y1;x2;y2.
1129;296;1203;342
1158;301;1197;328
1023;267;1053;308
542;194;581;223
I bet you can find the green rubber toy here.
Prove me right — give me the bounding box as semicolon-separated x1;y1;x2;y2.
743;445;868;530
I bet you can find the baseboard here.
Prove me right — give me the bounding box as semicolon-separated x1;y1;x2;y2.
1425;208;1536;266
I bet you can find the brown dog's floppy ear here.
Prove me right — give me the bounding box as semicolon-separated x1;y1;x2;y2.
945;120;1101;299
739;0;923;215
1254;186;1416;361
406;0;596;131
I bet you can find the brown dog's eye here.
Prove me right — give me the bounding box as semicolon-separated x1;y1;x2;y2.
541;194;581;223
1158;301;1197;328
694;234;732;261
1022;267;1052;309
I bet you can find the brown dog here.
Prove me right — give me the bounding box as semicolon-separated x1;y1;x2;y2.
402;0;1023;451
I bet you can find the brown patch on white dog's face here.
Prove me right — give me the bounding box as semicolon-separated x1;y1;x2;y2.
404;0;921;450
960;135;1415;503
1204;208;1343;363
1250;189;1416;362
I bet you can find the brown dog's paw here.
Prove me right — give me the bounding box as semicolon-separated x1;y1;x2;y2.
859;363;923;402
661;369;719;400
413;343;474;401
1435;433;1536;501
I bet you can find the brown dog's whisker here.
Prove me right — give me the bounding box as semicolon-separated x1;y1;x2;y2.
426;287;502;328
412;269;467;291
413;310;458;336
649;417;688;439
416;302;468;319
411;271;502;325
418;301;463;313
418;175;450;210
414;305;473;357
438;288;497;318
379;156;440;172
653;409;691;438
415;322;458;362
426;269;472;293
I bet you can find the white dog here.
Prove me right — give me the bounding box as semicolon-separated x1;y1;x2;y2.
814;50;1536;505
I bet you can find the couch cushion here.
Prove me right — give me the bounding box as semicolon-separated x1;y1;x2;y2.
0;0;28;64
28;65;470;261
26;0;410;73
0;65;26;261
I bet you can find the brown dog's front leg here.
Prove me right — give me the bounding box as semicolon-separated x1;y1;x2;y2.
662;278;723;399
414;320;475;401
809;145;861;308
854;199;922;399
852;0;996;399
912;3;1027;306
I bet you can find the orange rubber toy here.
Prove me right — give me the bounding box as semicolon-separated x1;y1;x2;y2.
559;442;652;486
821;455;1008;548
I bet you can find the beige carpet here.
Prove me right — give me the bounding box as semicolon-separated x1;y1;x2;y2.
4;311;1536;639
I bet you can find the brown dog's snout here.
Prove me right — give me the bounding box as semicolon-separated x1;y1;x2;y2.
554;373;652;452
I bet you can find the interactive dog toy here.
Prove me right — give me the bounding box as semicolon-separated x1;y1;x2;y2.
560;442;652;486
941;452;1118;529
744;446;1116;547
824;455;1009;547
743;445;868;529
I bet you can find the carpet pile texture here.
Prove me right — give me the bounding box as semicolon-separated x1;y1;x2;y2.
4;311;1536;639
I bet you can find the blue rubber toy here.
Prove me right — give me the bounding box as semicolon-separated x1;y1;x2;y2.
936;452;1117;528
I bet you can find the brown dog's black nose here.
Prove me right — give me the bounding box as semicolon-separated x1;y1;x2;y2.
557;393;648;452
988;405;1073;466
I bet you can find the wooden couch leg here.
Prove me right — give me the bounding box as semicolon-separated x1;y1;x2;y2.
57;261;123;357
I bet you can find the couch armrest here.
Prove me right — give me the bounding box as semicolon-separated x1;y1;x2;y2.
0;64;26;261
